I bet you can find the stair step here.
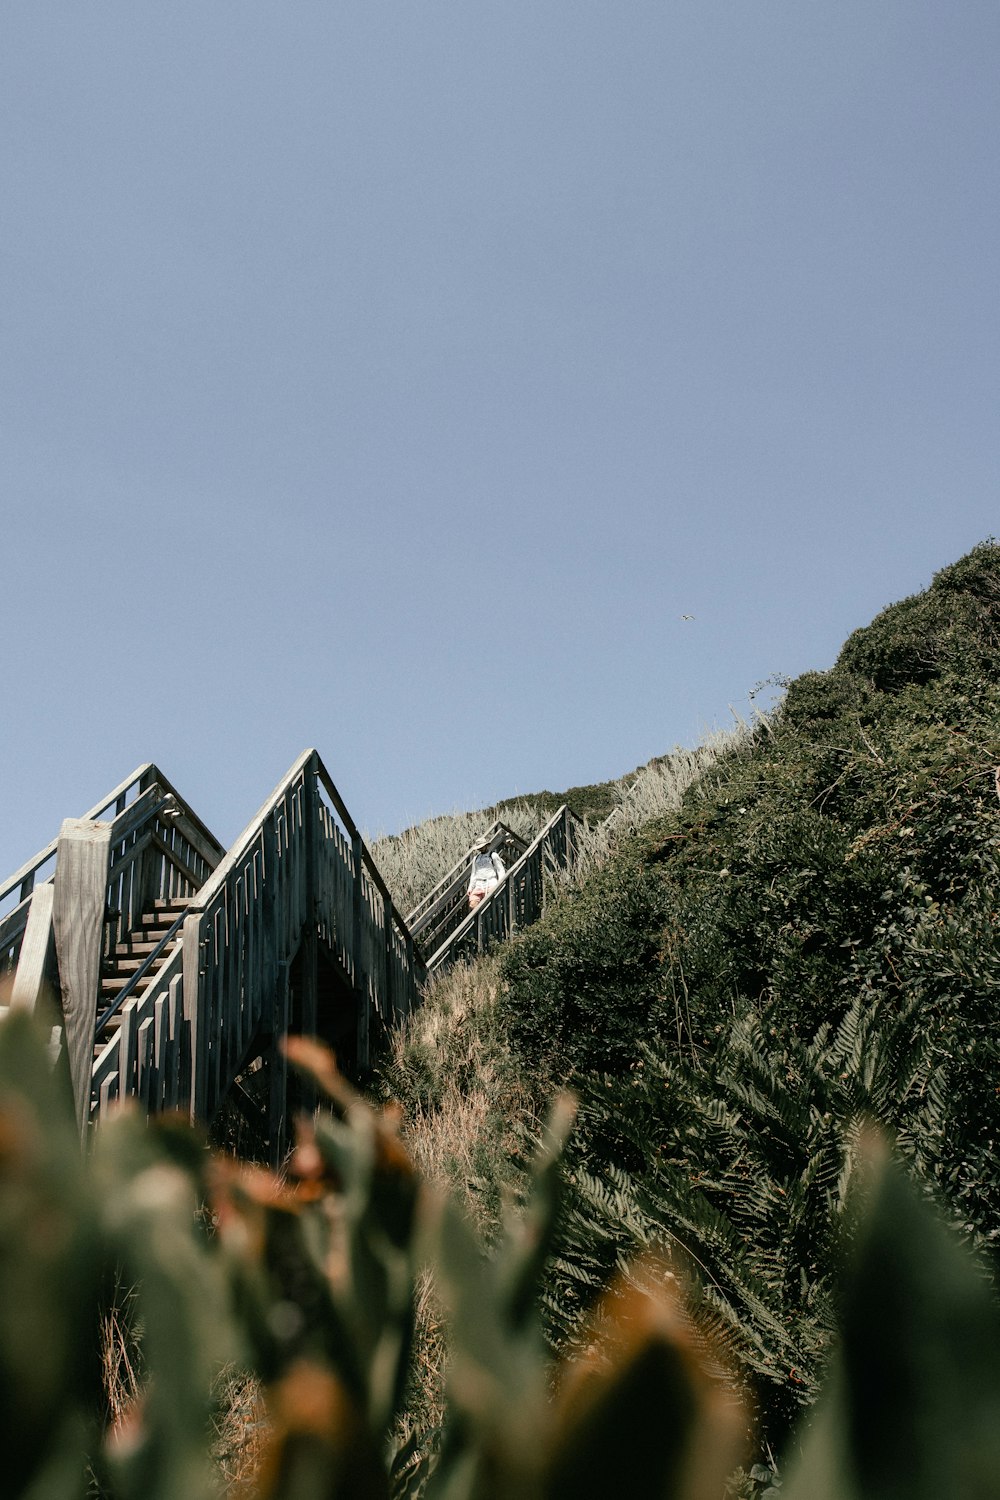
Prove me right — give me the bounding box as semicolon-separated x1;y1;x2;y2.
101;970;165;994
140;909;187;929
113;936;163;957
106;951;172;978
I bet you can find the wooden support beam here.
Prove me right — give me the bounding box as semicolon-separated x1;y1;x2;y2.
10;882;55;1014
52;818;112;1137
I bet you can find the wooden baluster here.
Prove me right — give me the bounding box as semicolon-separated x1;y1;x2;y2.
182;911;204;1122
353;832;368;1071
383;893;396;1027
119;1000;138;1102
301;758;319;1044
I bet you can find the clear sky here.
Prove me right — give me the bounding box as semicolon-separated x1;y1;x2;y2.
2;4;998;875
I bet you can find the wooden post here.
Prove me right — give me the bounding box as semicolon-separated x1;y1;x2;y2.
383;893;395;1026
403;929;415;1021
52;818;112;1137
10;882;56;1014
182;912;204;1121
352;831;368;1071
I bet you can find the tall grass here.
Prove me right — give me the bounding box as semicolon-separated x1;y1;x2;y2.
368;800;548;917
563;725;751;881
381;953;535;1236
382;725;751;1197
369;728;750;920
380;953;540;1444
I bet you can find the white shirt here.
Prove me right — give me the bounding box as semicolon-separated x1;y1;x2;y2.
468;850;506;893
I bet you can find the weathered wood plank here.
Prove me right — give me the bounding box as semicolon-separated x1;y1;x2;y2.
10;881;56;1013
53;818;112;1136
120;1001;138;1101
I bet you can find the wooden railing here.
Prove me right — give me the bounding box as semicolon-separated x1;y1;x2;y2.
89;751;424;1148
0;765;171;980
314;760;422;1070
3;751;565;1146
422;806;579;973
406;821;529;961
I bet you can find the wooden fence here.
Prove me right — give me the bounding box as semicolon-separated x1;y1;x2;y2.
0;764;194;981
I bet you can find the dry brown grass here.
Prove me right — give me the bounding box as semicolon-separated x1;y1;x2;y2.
385;954;536;1235
98;1275;269;1498
210;1366;270;1497
382;954;540;1447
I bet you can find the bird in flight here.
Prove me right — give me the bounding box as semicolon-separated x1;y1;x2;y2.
680;614;695;621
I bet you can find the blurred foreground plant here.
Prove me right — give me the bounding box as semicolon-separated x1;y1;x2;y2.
2;1005;1000;1500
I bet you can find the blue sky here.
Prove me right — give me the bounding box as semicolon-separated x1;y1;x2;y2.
2;4;998;874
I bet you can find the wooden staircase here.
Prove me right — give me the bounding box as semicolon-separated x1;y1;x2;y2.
2;753;578;1143
2;751;426;1149
407;805;581;973
95;897;189;1061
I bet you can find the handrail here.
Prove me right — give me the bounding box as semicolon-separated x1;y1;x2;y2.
0;763;154;913
0;762;225;914
94;908;187;1033
315;758;419;938
406;820;528;933
177;748;412;933
184;748;315;916
425;804;580;972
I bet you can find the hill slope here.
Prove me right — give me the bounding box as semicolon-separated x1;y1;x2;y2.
494;538;1000;1449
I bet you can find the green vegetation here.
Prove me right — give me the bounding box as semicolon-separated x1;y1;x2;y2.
491;539;1000;1460
5;1007;1000;1500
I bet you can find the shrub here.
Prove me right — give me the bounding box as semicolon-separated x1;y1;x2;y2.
499;851;673;1085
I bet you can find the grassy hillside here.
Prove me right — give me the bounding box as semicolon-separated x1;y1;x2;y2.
389;539;1000;1480
495;539;1000;1450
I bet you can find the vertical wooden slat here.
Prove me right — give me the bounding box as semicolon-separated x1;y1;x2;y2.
154;992;169;1112
119;1000;138;1101
137;1016;154;1110
99;1073;116;1117
182;912;204;1122
383;894;396;1025
268;958;290;1170
352;832;368;1071
300;758;319;1041
10;882;55;1014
